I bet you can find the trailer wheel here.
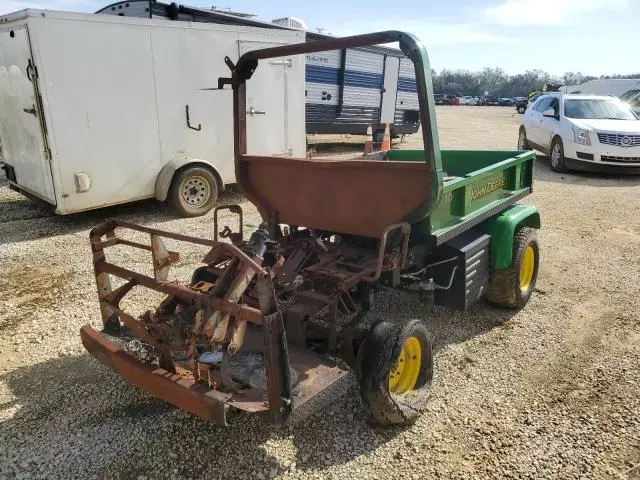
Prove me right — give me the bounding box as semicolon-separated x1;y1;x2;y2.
487;227;539;309
169;166;218;217
356;319;433;426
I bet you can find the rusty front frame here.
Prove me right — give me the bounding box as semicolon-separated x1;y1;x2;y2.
89;219;264;333
83;219;305;424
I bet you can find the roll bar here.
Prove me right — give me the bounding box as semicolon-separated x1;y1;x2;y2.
218;31;443;228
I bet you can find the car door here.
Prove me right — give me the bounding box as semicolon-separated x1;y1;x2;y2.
526;96;553;148
537;97;560;149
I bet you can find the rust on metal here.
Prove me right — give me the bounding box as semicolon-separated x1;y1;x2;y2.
227;31;442;237
82;32;441;426
80;325;231;425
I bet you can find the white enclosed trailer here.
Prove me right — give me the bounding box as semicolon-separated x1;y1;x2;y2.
0;9;305;215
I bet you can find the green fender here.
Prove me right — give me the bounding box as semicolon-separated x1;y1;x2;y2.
480;204;540;270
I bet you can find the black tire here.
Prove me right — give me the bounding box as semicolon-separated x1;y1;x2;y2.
549;136;569;173
486;227;539;310
517;105;526;114
356;319;433;426
517;127;531;150
169;166;218;217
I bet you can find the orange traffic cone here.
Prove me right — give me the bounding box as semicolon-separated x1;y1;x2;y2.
363;124;374;155
380;122;391;151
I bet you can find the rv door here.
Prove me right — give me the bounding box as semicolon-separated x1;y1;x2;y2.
380;56;400;125
239;41;289;156
0;26;56;203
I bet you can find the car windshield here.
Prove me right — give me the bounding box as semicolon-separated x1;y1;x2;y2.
564;99;637;120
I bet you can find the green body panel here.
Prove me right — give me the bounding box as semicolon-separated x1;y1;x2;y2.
386;149;536;241
479;204;541;269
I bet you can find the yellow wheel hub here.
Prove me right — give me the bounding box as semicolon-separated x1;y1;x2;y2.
519;245;535;291
388;336;422;394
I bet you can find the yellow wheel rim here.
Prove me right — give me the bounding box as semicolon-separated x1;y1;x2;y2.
519;245;535;291
388;336;422;394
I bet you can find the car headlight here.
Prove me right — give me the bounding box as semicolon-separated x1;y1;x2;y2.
573;127;592;146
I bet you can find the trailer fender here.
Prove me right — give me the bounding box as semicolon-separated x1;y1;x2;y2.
482;204;540;270
155;157;224;202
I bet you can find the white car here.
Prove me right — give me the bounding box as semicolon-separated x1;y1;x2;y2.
459;96;475;105
518;94;640;173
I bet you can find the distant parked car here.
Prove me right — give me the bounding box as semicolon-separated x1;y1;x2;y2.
459;95;475;105
500;98;514;106
515;97;528;114
518;93;640;173
434;93;447;105
445;95;460;105
483;95;500;106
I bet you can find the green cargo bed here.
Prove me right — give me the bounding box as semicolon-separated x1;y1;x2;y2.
386;149;535;245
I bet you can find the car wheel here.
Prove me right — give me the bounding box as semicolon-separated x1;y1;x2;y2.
169;166;219;217
549;137;569;172
517;127;531;150
517;105;526;114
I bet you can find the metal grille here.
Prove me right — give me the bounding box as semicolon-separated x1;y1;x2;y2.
597;133;640;147
601;155;640;163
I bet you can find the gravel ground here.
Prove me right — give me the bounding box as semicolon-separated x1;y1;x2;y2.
1;106;638;479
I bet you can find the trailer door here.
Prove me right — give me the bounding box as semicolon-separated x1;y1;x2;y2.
239;41;288;156
380;56;400;125
0;26;55;203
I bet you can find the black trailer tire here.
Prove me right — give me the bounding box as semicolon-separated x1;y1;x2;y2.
517;127;531;150
517;105;526;114
486;227;539;310
549;136;569;172
169;166;218;217
356;319;433;426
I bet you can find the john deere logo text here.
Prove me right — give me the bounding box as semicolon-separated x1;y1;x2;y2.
471;177;505;200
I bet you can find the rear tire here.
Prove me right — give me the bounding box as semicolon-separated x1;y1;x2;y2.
487;227;539;310
169;166;218;217
356;319;433;426
517;105;526;114
517;127;531;150
549;137;568;173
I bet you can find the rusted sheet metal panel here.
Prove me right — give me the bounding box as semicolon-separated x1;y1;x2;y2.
257;273;293;424
80;326;230;425
242;155;429;238
230;31;444;232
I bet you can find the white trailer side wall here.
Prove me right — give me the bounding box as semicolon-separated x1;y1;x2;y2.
28;15;162;212
3;11;304;214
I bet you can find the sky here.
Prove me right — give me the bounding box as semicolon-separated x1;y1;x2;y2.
1;0;639;76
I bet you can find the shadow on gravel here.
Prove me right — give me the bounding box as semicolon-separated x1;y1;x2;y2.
0;354;281;480
534;154;640;187
0;189;244;246
0;302;517;478
290;299;519;471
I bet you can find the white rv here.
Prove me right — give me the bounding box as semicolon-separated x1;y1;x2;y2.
0;9;305;216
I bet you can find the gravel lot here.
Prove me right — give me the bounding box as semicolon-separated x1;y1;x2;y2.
1;106;639;479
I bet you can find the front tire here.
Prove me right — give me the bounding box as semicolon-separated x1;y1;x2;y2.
169;166;218;217
487;227;539;310
549;137;569;172
356;319;433;426
517;127;530;150
517;105;526;114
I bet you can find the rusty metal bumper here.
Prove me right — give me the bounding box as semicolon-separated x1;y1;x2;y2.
81;325;233;425
81;324;350;425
